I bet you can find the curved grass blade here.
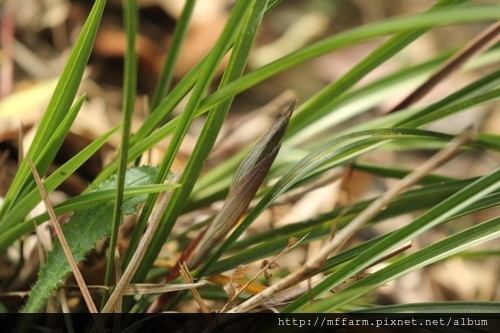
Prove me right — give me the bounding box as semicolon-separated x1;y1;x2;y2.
302;215;500;312
150;0;196;109
0;183;178;253
285;167;500;312
285;46;500;147
355;302;500;313
126;0;258;285
199;5;500;116
0;0;106;217
0;126;119;233
96;5;500;183
187;65;500;206
286;0;471;137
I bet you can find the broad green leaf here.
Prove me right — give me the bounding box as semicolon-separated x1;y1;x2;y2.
22;166;161;313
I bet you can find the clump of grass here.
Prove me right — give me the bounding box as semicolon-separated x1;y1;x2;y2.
0;0;499;315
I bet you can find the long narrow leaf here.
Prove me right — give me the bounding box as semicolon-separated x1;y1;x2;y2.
0;126;119;232
303;215;500;312
0;183;178;253
0;0;106;217
128;0;258;285
285;167;500;312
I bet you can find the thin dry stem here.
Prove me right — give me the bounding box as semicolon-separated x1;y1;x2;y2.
179;262;210;313
57;288;71;314
383;22;500;115
113;248;123;313
102;173;179;313
64;282;208;295
228;130;472;312
28;158;99;314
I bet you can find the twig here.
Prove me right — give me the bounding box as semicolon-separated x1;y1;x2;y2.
113;248;123;313
63;282;208;295
179;262;210;313
102;173;179;313
262;277;328;307
383;22;500;115
28;158;99;314
228;130;473;312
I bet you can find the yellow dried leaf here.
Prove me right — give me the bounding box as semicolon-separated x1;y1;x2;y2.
232;265;249;281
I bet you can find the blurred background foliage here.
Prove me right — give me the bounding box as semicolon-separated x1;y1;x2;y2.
0;0;498;312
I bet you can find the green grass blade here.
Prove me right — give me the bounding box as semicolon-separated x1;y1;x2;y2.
199;5;499;115
0;0;106;217
126;0;257;281
15;95;86;202
303;215;500;312
98;5;500;185
399;77;500;128
123;0;267;268
150;0;196;110
0;126;119;232
129;0;283;147
306;68;500;152
0;184;178;253
284;167;500;312
208;187;500;276
286;0;471;136
189;65;500;207
286;46;500;147
104;0;140;298
354;302;500;313
352;162;457;184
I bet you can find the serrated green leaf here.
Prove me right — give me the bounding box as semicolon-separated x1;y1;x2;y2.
22;166;161;313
